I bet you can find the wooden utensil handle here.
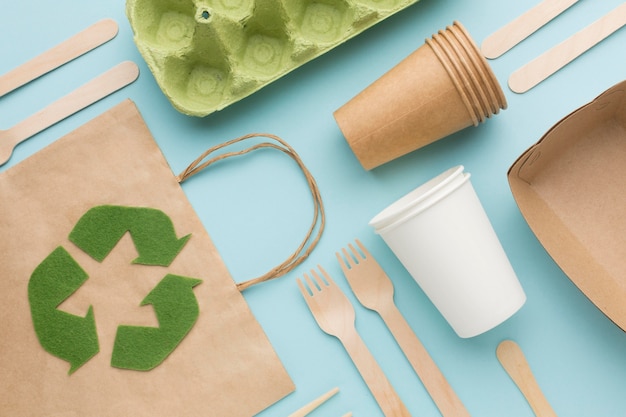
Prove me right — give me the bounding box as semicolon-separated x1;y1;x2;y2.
0;19;118;97
7;61;139;148
509;2;626;93
497;340;557;417
341;330;411;417
381;304;471;417
481;0;579;59
288;387;339;417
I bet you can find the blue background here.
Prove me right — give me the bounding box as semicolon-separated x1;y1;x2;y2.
2;0;625;415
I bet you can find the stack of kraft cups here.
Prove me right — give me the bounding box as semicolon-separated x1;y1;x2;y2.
334;21;507;170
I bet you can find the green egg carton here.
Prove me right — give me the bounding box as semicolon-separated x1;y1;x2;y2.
126;0;421;117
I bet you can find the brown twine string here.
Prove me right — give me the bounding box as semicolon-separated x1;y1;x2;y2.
176;133;325;292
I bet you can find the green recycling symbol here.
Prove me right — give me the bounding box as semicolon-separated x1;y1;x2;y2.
28;205;202;374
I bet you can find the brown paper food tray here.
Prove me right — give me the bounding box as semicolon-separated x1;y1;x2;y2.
508;80;626;330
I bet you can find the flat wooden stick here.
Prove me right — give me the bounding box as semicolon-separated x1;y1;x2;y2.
509;2;626;93
383;304;470;417
0;19;118;97
287;387;339;417
0;61;139;166
482;0;579;59
497;340;557;417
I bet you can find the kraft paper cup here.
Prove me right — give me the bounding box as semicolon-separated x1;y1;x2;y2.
425;37;480;126
435;21;507;118
446;25;501;115
334;41;477;170
435;30;492;120
430;32;487;123
334;21;506;170
451;22;507;110
369;166;526;338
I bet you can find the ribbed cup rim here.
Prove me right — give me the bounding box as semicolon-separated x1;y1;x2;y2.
435;30;492;121
425;37;480;126
445;24;500;115
451;21;507;110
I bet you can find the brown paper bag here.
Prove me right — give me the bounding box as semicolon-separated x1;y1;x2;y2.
0;100;323;416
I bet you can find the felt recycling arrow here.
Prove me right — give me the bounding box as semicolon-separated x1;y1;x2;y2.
28;246;100;374
111;274;202;371
69;205;191;266
28;205;201;374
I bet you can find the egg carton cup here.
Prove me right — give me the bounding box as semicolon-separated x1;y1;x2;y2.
126;0;421;117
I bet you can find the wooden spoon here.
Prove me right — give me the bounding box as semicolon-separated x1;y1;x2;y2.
482;0;579;59
0;19;119;97
496;340;557;417
0;61;139;166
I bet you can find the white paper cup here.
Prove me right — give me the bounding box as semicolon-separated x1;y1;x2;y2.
370;166;526;337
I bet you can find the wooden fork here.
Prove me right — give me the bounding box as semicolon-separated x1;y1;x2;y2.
337;240;471;417
297;266;411;417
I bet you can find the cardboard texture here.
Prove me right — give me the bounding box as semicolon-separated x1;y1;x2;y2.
508;80;626;330
0;100;294;416
334;22;506;170
125;0;421;117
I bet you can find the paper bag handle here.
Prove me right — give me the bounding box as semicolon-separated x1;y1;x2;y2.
176;133;325;292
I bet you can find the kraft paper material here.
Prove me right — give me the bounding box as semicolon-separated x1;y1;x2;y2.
334;43;473;170
0;99;294;416
508;80;626;331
